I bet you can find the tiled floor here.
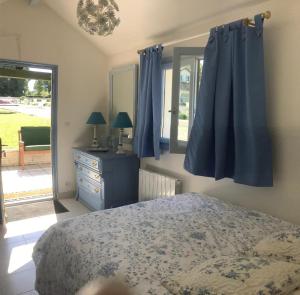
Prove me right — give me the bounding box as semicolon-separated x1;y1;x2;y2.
2;164;52;201
0;199;90;295
5;200;68;222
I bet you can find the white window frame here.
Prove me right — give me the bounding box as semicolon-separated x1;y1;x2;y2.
170;47;204;154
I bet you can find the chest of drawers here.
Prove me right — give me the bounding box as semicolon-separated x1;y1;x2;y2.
73;148;139;211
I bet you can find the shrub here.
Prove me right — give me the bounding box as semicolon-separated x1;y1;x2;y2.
179;113;188;120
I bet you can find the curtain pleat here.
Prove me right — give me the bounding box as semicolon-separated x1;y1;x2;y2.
184;15;273;186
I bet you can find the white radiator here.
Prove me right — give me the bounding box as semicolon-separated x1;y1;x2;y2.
138;169;182;201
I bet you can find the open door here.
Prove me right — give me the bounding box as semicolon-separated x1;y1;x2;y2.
0;137;7;224
0;59;59;203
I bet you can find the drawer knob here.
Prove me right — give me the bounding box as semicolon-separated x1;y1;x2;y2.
92;161;97;166
95;174;100;179
95;188;100;193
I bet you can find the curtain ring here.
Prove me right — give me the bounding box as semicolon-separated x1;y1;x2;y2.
224;24;229;42
242;24;247;41
208;28;215;43
254;14;263;37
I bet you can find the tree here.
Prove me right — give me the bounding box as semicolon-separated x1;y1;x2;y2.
23;79;30;96
34;80;51;97
0;65;27;97
0;65;51;98
0;77;26;97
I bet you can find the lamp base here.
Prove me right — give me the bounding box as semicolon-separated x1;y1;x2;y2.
91;141;99;148
91;125;99;148
116;144;125;154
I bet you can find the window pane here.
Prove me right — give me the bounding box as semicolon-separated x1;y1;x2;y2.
192;58;204;120
161;68;172;139
170;47;204;154
178;56;195;142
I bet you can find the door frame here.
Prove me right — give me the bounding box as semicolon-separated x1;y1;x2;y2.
0;137;5;224
0;59;59;200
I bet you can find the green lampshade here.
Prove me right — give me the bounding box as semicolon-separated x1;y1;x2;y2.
112;112;133;128
86;112;106;125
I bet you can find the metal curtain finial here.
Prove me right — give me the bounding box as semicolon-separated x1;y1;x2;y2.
244;10;271;27
263;10;272;20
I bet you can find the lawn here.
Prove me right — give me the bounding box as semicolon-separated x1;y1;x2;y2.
0;108;50;149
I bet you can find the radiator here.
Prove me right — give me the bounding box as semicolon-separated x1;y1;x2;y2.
138;169;182;201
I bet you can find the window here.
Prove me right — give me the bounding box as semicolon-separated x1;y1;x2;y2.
161;62;173;141
161;47;204;153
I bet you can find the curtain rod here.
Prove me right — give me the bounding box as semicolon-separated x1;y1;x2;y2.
137;11;271;54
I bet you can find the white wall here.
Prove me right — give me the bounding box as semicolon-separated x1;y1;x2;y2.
108;0;300;224
0;0;108;197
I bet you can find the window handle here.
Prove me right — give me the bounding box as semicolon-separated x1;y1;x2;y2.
168;109;177;115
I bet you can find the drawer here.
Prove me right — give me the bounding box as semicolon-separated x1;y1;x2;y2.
74;150;101;172
77;173;104;196
78;186;104;211
77;174;104;211
76;163;101;183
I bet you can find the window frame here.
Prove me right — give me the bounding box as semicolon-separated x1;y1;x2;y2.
170;47;205;154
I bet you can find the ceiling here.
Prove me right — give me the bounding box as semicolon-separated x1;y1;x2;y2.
41;0;269;56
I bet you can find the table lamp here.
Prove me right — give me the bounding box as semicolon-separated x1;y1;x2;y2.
111;112;133;154
86;112;106;149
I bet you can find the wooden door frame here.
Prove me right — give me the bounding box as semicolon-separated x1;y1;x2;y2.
0;59;59;200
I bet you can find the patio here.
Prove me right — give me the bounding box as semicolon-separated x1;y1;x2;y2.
2;164;52;203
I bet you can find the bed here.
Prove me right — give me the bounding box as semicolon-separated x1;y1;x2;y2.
33;193;300;294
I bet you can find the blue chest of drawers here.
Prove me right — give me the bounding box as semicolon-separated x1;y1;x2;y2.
73;148;140;211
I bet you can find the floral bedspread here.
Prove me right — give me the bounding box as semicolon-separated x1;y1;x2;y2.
32;193;300;295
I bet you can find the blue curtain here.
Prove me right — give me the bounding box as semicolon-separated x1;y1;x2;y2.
184;15;273;186
134;45;163;159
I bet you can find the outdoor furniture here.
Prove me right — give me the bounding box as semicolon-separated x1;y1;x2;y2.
19;127;51;168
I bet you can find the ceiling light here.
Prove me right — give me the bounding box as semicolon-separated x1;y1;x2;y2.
77;0;120;36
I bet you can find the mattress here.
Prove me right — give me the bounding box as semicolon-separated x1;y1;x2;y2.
33;193;300;294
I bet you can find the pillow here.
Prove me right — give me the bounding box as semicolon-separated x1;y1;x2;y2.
254;231;300;263
162;256;300;295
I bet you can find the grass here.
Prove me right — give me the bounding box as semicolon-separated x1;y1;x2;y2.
0;109;15;114
0;108;50;149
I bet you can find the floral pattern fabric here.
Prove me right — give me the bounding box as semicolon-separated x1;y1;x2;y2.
32;193;300;295
163;256;300;295
254;230;300;264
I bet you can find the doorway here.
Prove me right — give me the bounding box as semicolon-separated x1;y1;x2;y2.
0;59;58;213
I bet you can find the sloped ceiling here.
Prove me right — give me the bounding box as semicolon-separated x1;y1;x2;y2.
43;0;270;56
